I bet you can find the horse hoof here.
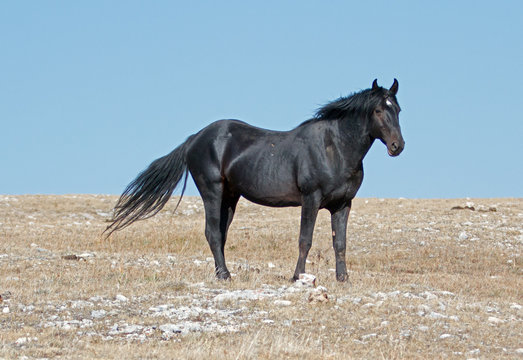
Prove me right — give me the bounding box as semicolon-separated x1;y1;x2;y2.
215;271;231;280
336;273;348;282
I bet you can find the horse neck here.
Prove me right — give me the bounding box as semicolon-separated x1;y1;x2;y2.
333;114;374;161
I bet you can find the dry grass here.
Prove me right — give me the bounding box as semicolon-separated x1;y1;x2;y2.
0;195;521;359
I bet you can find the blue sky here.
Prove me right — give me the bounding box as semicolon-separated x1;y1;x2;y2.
1;1;522;198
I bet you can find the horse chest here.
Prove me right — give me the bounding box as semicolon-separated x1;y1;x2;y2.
344;167;364;198
325;166;364;202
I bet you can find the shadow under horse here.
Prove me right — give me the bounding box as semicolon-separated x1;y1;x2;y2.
106;79;405;282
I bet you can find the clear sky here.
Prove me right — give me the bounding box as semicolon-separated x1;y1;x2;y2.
1;1;522;198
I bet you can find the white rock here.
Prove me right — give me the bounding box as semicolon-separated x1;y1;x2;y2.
183;322;203;332
515;348;523;354
91;310;106;319
438;302;447;311
400;330;412;338
158;323;185;334
488;316;505;324
361;333;377;340
315;286;328;293
403;292;422;299
120;324;143;334
213;291;255;303
458;231;469;241
19;304;35;312
417;304;431;316
2;307;9;314
115;294;128;302
428;311;447;319
387;290;401;298
373;292;388;300
274;300;292;306
307;286;329;303
267;262;276;268
70;300;93;309
296;273;316;287
15;337;37;346
15;337;29;345
510;303;522;310
439;333;454;339
420;291;437;300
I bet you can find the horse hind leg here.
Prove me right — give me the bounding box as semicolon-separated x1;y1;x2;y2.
201;186;239;280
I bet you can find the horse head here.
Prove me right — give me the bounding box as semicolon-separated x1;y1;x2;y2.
369;79;405;157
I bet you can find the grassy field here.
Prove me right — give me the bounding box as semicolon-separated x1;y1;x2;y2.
0;195;521;359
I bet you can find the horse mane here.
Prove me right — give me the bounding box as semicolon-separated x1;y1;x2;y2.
299;87;385;127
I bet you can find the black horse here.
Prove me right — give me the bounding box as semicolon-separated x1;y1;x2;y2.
107;79;404;282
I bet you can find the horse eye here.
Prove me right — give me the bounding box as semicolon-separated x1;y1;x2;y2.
375;109;382;114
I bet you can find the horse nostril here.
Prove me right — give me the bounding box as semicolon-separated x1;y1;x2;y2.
390;142;398;152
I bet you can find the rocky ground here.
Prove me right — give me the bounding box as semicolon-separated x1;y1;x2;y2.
0;195;521;359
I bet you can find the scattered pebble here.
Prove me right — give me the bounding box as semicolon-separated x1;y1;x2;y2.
458;231;469;241
488;316;505;324
91;310;107;319
15;337;38;346
296;273;316;287
361;333;377;341
274;300;292;306
307;286;329;303
115;294;128;302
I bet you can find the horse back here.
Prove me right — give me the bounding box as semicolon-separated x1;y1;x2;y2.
186;120;302;206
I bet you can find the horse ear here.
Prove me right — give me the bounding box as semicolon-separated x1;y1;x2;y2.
372;79;379;90
389;78;399;95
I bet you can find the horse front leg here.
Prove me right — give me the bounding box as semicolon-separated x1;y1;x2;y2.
330;202;351;282
292;194;320;281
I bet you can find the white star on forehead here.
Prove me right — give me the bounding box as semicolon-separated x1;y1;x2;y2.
386;99;393;106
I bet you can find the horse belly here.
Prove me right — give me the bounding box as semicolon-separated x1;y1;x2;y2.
241;185;301;207
226;160;301;207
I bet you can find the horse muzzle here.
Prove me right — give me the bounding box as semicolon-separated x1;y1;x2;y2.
387;139;405;157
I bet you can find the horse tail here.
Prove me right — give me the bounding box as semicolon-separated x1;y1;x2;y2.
105;135;194;236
